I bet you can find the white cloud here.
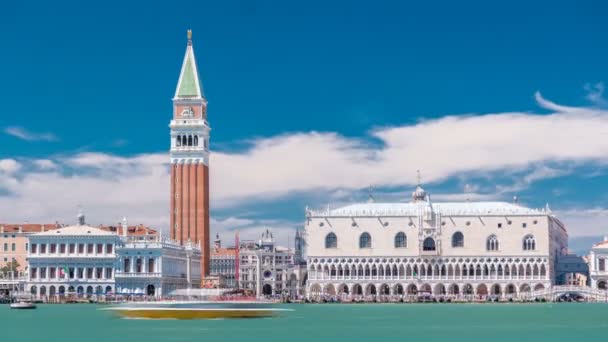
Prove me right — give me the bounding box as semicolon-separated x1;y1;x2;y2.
4;126;58;142
585;82;607;107
0;159;20;174
555;208;608;237
2;93;608;238
33;159;57;170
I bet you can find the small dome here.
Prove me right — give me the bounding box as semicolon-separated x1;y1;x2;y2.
412;185;427;202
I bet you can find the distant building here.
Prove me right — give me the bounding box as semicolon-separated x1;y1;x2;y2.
239;229;304;298
25;214;201;298
26;213;120;297
0;223;61;277
589;237;608;290
555;252;589;286
305;183;568;299
210;234;237;287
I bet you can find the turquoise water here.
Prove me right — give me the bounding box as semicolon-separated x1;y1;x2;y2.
2;303;607;342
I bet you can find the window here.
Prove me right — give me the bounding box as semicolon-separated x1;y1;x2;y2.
69;244;75;254
452;232;464;247
40;244;46;254
87;244;93;254
31;268;37;279
497;223;502;228
78;244;84;254
136;258;142;273
40;267;47;279
486;235;499;251
59;244;66;253
86;268;93;279
50;267;56;279
359;232;372;248
3;243;7;251
50;244;56;253
11;243;15;251
96;244;103;254
523;235;536;251
148;258;155;273
106;244;113;254
25;243;28;251
325;233;337;249
106;268;113;279
96;268;103;279
394;232;407;248
599;259;606;272
423;237;436;251
77;268;84;278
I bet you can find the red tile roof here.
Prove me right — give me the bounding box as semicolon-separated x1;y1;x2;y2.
212;247;237;257
98;224;158;236
0;223;61;233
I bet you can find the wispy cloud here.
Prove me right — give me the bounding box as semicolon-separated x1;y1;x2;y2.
4;126;58;142
585;82;607;107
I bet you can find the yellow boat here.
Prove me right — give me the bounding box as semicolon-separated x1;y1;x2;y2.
106;303;287;319
102;289;291;320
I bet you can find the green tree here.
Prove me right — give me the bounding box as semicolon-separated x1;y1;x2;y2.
0;260;21;276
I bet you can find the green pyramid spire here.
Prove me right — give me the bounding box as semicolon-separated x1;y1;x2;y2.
174;31;204;99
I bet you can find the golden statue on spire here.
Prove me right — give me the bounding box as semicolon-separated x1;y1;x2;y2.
187;29;193;45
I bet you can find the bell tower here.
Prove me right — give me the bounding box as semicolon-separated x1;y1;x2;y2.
170;29;210;279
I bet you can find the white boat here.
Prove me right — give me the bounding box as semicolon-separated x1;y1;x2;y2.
10;301;37;310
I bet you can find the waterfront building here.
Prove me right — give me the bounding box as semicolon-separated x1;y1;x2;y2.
210;234;237;287
555;252;589;286
169;30;211;279
304;183;568;299
238;230;304;298
0;223;60;277
588;237;608;290
26;213;119;297
115;236;201;297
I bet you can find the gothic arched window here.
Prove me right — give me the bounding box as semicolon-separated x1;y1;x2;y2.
486;235;499;251
423;237;436;251
523;235;536;251
394;232;407;248
194;136;199;146
325;233;337;249
359;232;371;249
452;232;464;247
176;135;182;147
188;135;193;146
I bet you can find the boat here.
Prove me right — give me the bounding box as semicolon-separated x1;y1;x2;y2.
10;301;37;310
103;289;291;320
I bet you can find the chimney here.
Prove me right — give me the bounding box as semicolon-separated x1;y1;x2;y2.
0;225;4;233
18;226;22;233
41;225;45;232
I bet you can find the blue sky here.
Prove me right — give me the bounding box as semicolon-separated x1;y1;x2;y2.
1;0;607;253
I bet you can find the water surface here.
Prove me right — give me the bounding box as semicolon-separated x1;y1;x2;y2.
2;303;607;342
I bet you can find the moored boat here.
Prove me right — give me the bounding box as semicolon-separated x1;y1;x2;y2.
10;301;37;310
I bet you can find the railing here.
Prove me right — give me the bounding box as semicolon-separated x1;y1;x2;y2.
114;272;162;278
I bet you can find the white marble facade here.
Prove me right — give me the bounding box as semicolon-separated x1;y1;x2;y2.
304;185;568;299
589;238;608;290
27;223;119;297
115;234;201;297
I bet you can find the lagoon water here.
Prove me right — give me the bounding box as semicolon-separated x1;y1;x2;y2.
2;303;607;342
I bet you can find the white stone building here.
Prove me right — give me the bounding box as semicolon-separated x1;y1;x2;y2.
304;184;568;299
115;228;201;297
588;237;608;290
27;214;120;297
239;230;304;298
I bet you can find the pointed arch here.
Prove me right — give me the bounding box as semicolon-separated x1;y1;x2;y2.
451;231;464;247
394;232;407;248
193;135;199;146
359;232;372;248
486;234;499;251
325;233;337;248
523;234;536;251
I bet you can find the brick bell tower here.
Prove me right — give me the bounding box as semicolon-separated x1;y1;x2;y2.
170;30;210;280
